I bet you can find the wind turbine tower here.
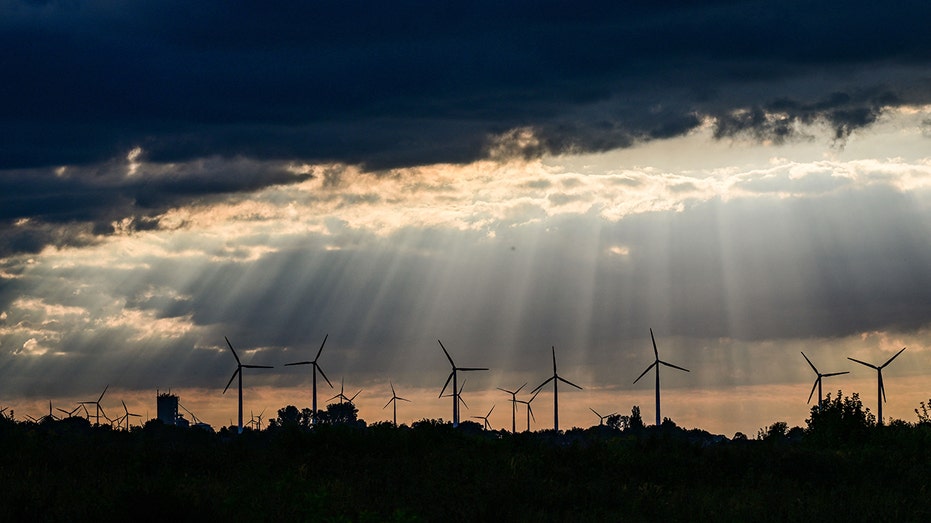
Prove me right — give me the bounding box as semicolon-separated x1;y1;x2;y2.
848;347;906;425
530;346;583;432
516;389;540;432
438;340;488;427
223;336;273;434
284;334;334;424
633;329;690;427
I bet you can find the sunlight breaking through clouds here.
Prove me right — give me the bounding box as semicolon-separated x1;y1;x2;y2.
3;109;931;434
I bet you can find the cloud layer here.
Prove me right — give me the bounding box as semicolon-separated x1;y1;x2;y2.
3;0;931;171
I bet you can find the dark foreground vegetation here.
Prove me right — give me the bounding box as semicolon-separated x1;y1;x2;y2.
2;393;930;522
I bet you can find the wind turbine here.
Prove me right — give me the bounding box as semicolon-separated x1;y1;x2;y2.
80;385;110;427
497;382;527;434
441;380;470;412
57;405;82;419
284;334;333;425
119;400;141;430
801;352;849;411
848;347;906;425
438;340;488;427
179;402;204;426
223;336;273;434
530;346;583;432
328;378;362;404
633;329;690;426
516;389;540;432
589;408;616;427
39;401;59;423
472;404;495;430
383;381;411;427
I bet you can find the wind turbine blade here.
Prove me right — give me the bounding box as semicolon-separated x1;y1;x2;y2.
384;398;393;409
398;397;411;402
528;389;541;402
807;378;819;404
317;365;334;388
515;382;527;394
243;365;274;369
390;381;396;395
557;376;583;390
881;347;906;368
439;371;454;398
225;336;242;365
223;368;240;394
633;362;656;384
350;390;362;402
487;405;495;417
315;334;329;361
458;396;469;409
437;339;455;367
847;357;878;369
659;360;690;373
122;400;129;414
528;405;535;422
552;346;557;374
822;371;849;377
496;387;511;394
590;407;601;417
459;367;489;371
284;361;311;366
530;376;555;394
650;328;658;359
801;352;818;373
98;384;109;403
879;372;886;403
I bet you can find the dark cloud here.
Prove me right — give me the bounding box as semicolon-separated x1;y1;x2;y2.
0;157;311;256
2;0;930;172
713;90;901;144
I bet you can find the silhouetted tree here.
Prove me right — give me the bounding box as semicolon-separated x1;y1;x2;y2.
916;400;931;425
316;401;365;427
605;406;644;432
628;405;644;431
757;421;788;441
268;405;311;431
805;390;875;444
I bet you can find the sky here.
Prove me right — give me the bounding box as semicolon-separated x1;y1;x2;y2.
2;1;931;436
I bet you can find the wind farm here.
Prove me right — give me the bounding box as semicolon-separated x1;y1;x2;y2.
0;332;929;521
4;1;931;518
